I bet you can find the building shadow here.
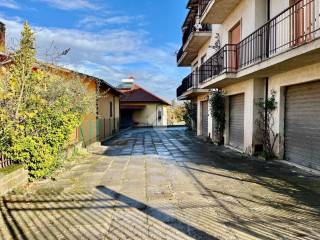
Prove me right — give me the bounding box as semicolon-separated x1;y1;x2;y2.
0;186;218;240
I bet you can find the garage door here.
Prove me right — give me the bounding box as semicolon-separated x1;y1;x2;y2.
201;101;209;137
229;94;244;150
285;81;320;170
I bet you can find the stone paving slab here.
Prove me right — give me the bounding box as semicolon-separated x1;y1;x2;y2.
1;128;320;239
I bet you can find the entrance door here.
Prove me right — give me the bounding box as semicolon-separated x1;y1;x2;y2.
229;22;241;72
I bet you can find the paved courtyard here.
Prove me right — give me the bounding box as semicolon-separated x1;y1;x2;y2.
1;128;320;240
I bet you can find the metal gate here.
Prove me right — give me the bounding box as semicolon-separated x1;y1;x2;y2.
201;101;209;137
285;81;320;170
229;94;244;150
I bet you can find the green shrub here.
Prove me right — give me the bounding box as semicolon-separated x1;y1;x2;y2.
209;90;225;145
0;22;93;179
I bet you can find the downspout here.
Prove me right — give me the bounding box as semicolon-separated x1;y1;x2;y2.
267;0;270;20
266;0;271;58
113;96;116;133
265;77;269;144
265;0;271;138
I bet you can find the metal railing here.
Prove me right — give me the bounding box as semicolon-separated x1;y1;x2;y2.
199;0;320;83
176;46;184;63
199;0;211;16
199;44;237;83
182;22;212;45
177;72;199;98
0;153;15;169
177;22;212;64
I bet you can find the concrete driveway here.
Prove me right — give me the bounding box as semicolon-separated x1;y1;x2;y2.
1;128;320;240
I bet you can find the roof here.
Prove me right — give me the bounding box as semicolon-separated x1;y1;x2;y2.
0;53;12;66
117;83;170;105
40;63;122;96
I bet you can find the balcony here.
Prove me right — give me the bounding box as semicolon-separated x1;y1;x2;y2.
177;72;209;100
199;0;241;24
199;0;320;88
177;22;212;67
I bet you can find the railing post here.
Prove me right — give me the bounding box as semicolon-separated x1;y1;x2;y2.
266;21;270;58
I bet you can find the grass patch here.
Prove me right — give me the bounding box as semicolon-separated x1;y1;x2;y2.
0;164;23;175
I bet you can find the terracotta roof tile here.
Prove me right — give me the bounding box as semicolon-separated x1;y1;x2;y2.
118;84;170;105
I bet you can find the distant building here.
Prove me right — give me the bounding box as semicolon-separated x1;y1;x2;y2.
117;77;170;128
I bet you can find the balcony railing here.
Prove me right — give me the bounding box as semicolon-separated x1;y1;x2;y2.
182;22;212;45
177;72;199;98
176;46;184;63
199;0;211;16
199;0;320;84
199;44;237;83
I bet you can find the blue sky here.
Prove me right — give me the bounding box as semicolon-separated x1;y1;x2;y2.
0;0;189;101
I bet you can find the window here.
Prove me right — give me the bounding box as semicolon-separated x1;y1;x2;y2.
110;102;113;118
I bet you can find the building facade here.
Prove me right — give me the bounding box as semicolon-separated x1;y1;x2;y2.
177;0;320;170
118;78;169;128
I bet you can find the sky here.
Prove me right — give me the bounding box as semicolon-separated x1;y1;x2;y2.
0;0;190;101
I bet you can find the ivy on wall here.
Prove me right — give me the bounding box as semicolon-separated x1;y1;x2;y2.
209;90;225;145
255;90;278;160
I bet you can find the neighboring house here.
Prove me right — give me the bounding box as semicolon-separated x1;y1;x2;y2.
0;22;121;148
117;77;170;128
44;64;122;146
177;0;320;171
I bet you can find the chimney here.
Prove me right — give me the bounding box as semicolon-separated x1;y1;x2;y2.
0;22;5;52
121;76;135;83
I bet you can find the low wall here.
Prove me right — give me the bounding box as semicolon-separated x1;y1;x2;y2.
0;165;28;196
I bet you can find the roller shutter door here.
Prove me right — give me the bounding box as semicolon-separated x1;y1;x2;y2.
285;81;320;170
201;101;209;137
229;94;244;150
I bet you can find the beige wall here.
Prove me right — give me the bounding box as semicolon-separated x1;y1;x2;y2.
126;103;168;127
192;24;221;70
268;62;320;158
98;92;120;141
217;0;267;46
222;78;265;153
270;0;289;18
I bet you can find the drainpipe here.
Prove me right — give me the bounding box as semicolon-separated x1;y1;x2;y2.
113;96;116;133
266;0;271;58
265;77;269;140
267;0;270;20
265;1;271;142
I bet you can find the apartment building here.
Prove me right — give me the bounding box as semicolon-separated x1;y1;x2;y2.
177;0;320;171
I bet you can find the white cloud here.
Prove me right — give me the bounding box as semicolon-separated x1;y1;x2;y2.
37;0;99;10
1;16;184;101
78;16;133;28
0;0;19;9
